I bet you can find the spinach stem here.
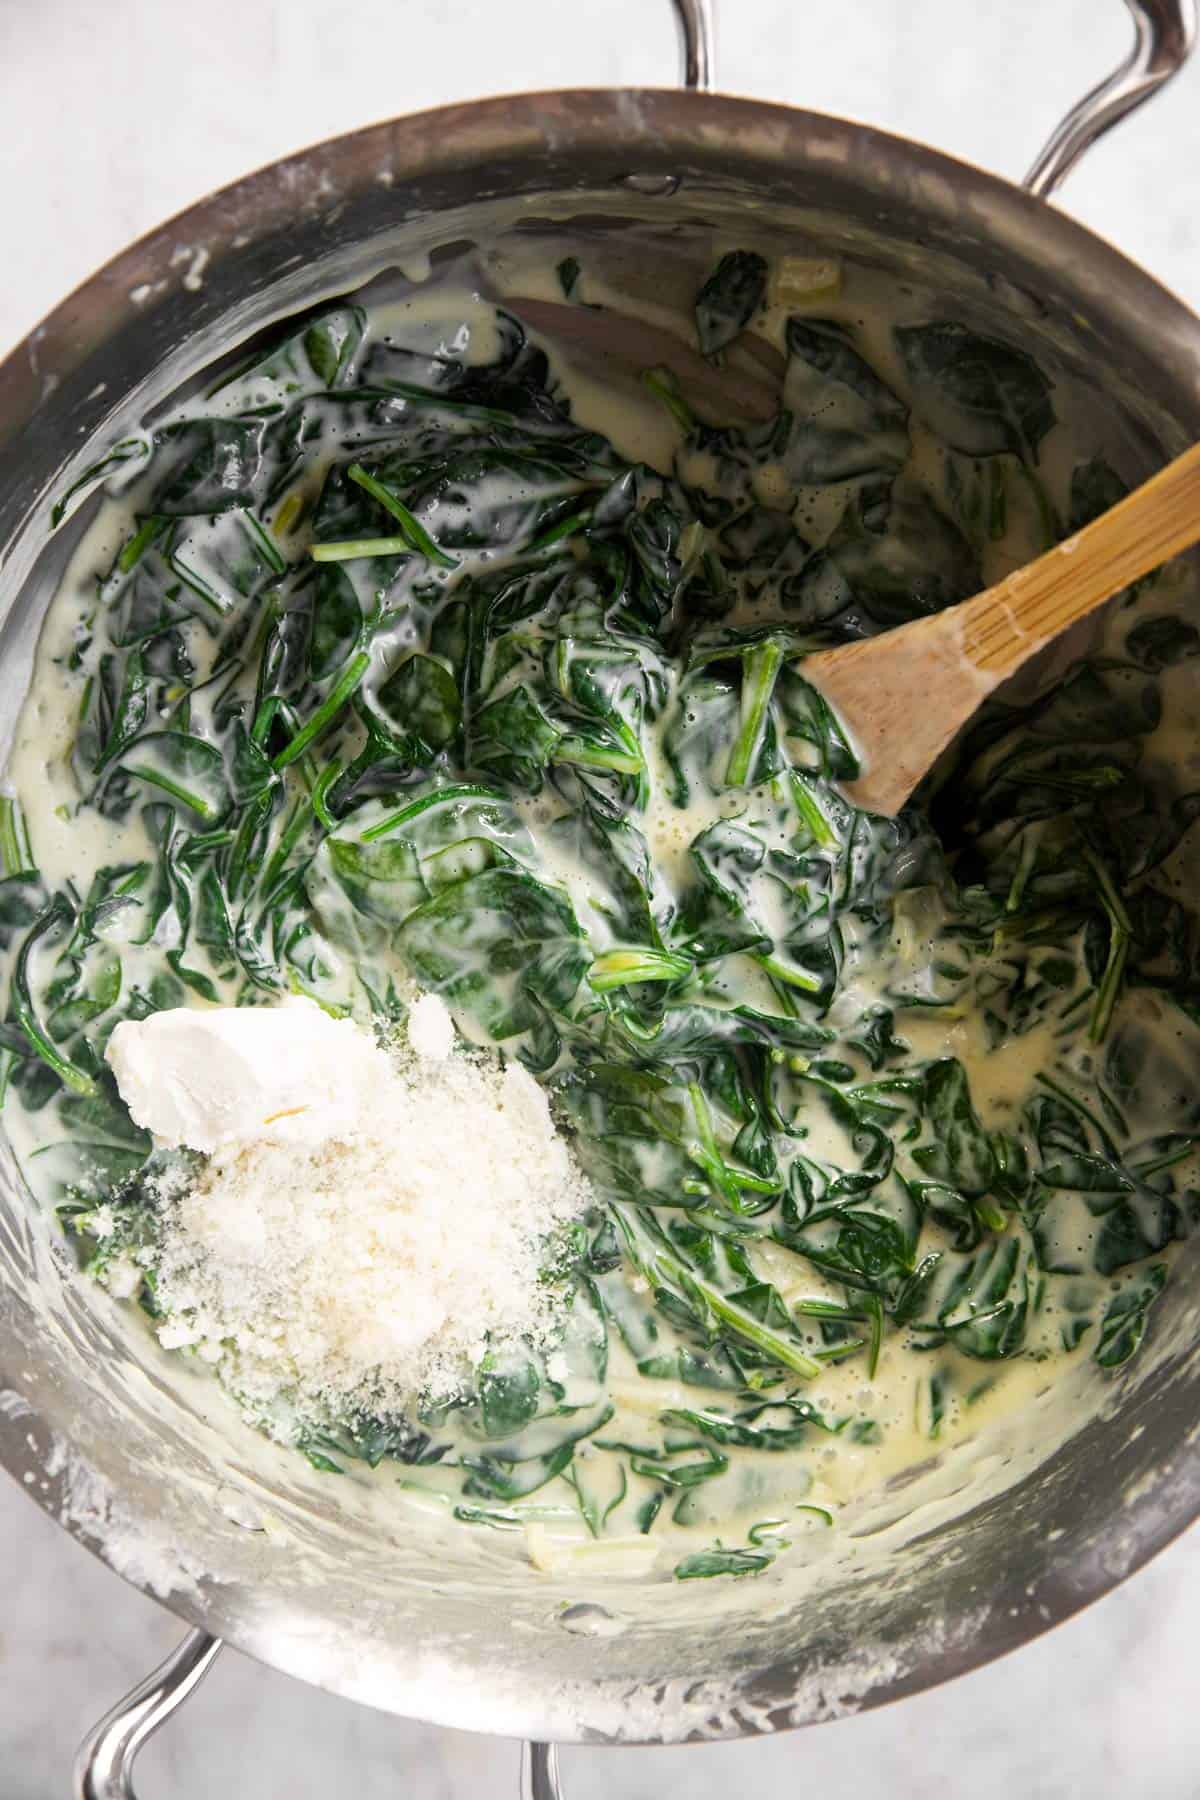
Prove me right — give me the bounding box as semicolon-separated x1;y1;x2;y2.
360;783;499;842
528;507;593;552
126;767;219;820
13;899;97;1096
618;1206;821;1378
308;761;341;833
345;462;459;569
588;948;692;992
789;773;837;848
0;797;34;877
756;953;822;993
167;552;232;615
272;651;370;770
310;536;415;563
555;737;643;776
240;509;287;575
259;800;311;902
641;366;696;433
273;491;305;538
726;639;783;786
1083;850;1131;1043
116;514;167;575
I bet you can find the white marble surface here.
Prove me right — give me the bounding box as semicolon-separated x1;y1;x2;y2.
2;2;1199;1794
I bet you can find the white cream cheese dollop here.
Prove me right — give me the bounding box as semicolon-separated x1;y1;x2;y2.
104;996;392;1153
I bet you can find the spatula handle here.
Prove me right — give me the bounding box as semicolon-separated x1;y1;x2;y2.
961;438;1200;681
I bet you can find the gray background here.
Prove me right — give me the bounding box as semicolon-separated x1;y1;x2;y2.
1;2;1198;1794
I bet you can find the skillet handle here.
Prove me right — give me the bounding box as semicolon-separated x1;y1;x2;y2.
73;1631;568;1799
670;0;716;91
1026;0;1194;197
521;1741;565;1800
73;1630;224;1799
676;0;1194;198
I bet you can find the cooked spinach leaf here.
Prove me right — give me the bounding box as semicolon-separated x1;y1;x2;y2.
895;322;1055;461
695;251;768;356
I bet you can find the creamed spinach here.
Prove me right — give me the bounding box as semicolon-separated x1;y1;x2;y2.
2;241;1197;1580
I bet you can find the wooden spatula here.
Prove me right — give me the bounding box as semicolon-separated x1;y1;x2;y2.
503;297;781;422
804;441;1200;816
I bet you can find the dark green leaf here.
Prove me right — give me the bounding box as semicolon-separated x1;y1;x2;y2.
673;1546;772;1579
1125;616;1200;673
695;252;768;356
1095;1266;1166;1368
895;322;1055;461
376;654;461;754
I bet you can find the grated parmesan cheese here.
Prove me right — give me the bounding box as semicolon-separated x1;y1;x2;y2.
406;990;457;1063
108;998;591;1421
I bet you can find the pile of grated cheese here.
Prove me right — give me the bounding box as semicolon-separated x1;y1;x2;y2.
114;995;591;1420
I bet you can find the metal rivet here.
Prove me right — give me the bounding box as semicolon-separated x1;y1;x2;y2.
986;270;1049;320
559;1602;623;1636
615;173;681;197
